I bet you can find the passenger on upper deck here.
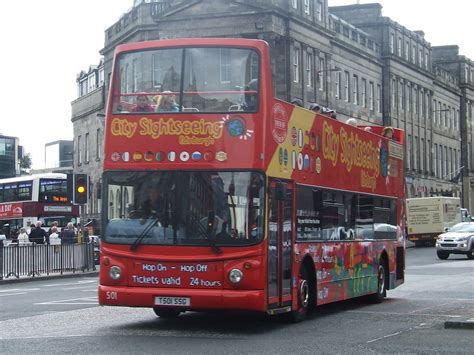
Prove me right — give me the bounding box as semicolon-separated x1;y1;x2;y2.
243;79;259;112
131;95;154;113
382;126;395;140
155;91;179;112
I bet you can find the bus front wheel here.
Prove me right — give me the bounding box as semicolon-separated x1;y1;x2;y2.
153;307;181;319
283;266;311;323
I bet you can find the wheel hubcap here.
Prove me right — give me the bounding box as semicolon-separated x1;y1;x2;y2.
378;267;385;295
299;279;309;308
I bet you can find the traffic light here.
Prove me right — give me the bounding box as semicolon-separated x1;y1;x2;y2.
74;174;88;204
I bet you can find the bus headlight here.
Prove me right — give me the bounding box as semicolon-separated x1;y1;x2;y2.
109;266;122;280
228;268;243;284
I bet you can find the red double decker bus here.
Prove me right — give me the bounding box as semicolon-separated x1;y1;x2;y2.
98;38;405;321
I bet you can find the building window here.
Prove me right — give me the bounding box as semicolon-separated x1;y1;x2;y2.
391;79;396;107
306;51;313;87
413;137;418;171
85;133;89;163
424;52;429;69
444;146;448;178
293;47;300;83
353;75;359;105
318;57;324;90
412;45;416;63
434;143;438;177
344;71;350;102
99;67;104;87
219;48;231;83
304;0;310;14
292;0;297;9
335;71;341;99
361;78;367;108
420;138;425;172
455;109;459;131
443;103;448;127
316;1;323;21
377;84;382;113
398;80;403;111
418;48;423;67
406;84;411;112
405;41;409;61
88;73;96;92
96;128;101;160
454;150;458;174
369;82;374;110
407;134;412;170
427;139;431;174
419;89;424;118
438;101;442;126
397;37;402;57
77;135;82;165
390;33;394;54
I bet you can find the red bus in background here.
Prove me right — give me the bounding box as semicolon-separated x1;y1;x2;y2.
0;173;79;238
98;38;405;321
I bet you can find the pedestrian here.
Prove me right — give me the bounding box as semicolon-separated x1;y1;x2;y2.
76;223;83;244
49;227;61;246
17;228;30;245
60;222;76;244
28;221;48;244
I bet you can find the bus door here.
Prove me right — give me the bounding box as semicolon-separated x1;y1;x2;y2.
267;179;293;311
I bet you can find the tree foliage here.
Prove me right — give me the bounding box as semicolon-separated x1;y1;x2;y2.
20;154;32;170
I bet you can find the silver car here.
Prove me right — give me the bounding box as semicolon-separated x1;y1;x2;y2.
435;222;474;260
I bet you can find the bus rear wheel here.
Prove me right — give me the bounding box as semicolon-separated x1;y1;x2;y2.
368;261;386;303
153;307;181;319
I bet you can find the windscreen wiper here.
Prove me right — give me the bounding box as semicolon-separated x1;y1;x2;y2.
200;211;222;255
130;217;160;251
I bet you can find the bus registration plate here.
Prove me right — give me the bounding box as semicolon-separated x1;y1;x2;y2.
155;296;190;307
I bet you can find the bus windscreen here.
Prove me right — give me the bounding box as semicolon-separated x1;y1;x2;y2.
104;171;264;247
112;47;260;114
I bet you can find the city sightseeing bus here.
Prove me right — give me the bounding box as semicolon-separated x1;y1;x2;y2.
98;38;405;321
0;173;79;237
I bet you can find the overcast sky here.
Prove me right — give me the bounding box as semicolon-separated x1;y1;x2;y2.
1;0;473;169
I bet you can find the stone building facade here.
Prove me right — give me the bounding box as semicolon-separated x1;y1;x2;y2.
71;61;106;228
71;0;474;223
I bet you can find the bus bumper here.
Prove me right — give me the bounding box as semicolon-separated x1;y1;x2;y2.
98;285;266;312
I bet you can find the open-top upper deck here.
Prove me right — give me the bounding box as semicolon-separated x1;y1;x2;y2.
104;38;404;198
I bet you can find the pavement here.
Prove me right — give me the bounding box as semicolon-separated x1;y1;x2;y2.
0;269;99;285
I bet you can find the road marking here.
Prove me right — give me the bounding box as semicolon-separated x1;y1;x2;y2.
349;310;463;318
0;288;40;293
35;297;98;305
367;331;401;343
43;280;96;287
0;292;27;297
63;285;98;291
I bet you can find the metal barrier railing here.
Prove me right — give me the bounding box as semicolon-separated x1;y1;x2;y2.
0;243;96;280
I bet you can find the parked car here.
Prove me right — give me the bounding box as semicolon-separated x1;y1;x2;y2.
90;236;101;265
435;222;474;260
